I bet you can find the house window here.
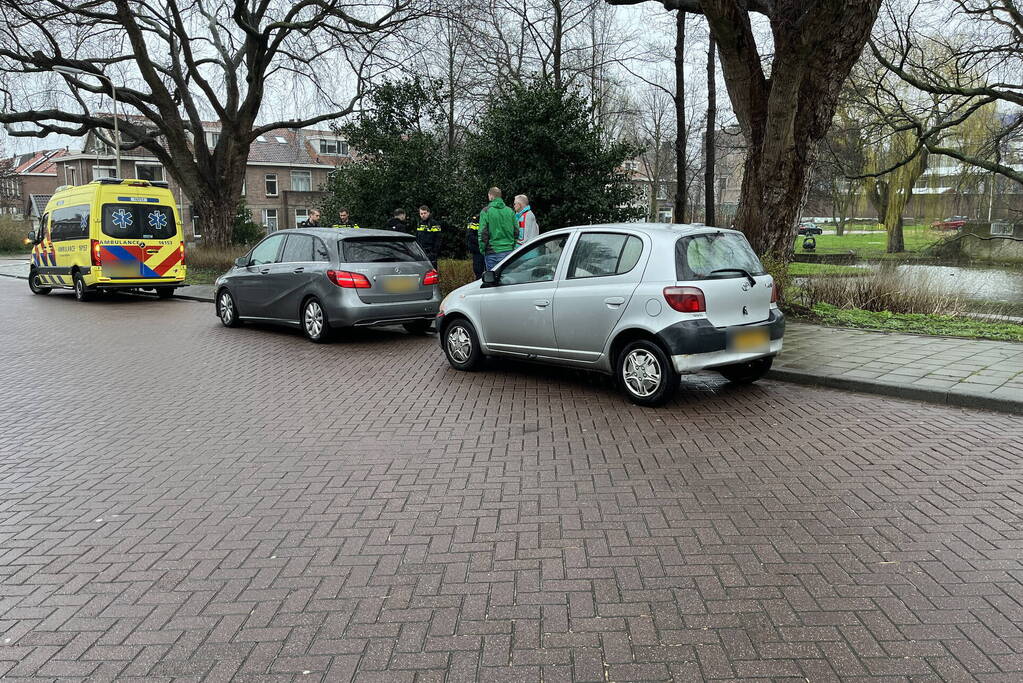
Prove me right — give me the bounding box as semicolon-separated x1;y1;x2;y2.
265;174;278;197
135;163;164;182
66;167;77;185
262;208;278;231
291;170;312;192
318;139;348;156
208;132;221;147
295;209;309;227
241;178;246;196
92;166;117;180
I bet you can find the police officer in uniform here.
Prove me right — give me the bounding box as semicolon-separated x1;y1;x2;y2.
299;209;322;228
466;208;486;279
332;208;360;229
415;204;443;268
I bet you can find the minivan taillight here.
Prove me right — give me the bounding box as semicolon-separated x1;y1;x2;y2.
327;270;371;288
91;239;101;267
663;286;705;313
423;269;439;286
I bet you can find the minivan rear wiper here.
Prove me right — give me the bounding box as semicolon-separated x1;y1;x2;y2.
708;268;756;287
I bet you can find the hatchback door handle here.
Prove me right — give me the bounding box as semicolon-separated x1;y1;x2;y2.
293;267;305;273
604;296;626;306
533;299;550;308
259;268;270;274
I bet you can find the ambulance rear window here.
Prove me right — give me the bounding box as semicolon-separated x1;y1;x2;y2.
102;203;176;240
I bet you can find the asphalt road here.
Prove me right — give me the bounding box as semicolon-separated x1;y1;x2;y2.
2;276;1023;681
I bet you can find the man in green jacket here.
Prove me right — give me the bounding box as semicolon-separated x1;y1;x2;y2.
478;187;517;270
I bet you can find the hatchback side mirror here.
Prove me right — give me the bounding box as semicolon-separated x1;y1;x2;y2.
481;270;499;286
234;257;248;268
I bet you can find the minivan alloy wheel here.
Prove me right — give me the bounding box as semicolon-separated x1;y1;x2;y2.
304;300;324;339
623;349;662;397
447;326;472;363
218;292;235;325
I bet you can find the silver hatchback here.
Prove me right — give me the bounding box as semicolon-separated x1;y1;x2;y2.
437;223;784;405
215;228;441;341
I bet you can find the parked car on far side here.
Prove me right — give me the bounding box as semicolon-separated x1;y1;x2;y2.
797;221;823;236
932;216;968;231
214;228;440;342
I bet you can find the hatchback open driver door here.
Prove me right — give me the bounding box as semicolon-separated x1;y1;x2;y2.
480;233;570;358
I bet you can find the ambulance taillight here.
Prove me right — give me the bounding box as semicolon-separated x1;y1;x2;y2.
91;239;102;266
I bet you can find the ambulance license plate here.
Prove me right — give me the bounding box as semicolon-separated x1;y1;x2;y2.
729;327;769;352
106;262;141;278
382;275;418;293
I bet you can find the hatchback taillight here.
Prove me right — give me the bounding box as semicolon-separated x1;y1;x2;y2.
326;270;371;288
91;239;101;267
423;269;439;286
770;281;778;304
663;286;706;313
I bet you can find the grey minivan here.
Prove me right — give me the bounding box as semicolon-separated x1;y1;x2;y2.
215;228;441;341
437;223;784;406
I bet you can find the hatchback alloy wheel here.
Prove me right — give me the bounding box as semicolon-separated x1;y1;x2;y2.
623;348;661;397
447;326;472;363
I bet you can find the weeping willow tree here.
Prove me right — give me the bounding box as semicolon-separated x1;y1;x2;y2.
870;130;928;253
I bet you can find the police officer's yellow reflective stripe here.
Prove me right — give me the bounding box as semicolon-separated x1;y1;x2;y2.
467;222;480;231
417;225;442;232
331;223;361;229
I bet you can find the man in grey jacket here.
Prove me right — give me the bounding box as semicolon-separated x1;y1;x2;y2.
514;194;540;247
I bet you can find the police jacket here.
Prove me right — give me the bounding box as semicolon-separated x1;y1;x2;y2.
384;217;408;233
465;216;481;254
415;218;444;256
331;219;361;229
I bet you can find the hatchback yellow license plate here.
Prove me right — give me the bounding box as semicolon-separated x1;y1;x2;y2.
730;327;769;352
382;275;418;293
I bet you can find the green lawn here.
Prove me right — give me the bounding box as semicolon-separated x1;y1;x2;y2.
786;262;867;277
795;224;943;258
808;303;1023;342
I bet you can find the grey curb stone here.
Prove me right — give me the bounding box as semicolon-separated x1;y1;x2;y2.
767;367;1022;416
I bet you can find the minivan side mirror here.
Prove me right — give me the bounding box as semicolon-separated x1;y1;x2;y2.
234;257;249;268
481;270;499;286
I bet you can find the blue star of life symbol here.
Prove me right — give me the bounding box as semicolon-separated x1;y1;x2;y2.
111;208;133;229
148;211;168;229
79;215;88;230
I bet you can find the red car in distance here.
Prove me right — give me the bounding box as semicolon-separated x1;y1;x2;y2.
932;216;968;230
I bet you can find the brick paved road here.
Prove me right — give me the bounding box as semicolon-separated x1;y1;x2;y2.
2;276;1023;681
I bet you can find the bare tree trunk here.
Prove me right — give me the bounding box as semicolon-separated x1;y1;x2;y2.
673;9;686;223
704;33;716;227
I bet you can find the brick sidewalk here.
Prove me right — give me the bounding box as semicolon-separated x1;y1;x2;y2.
2;277;1023;680
772;322;1023;414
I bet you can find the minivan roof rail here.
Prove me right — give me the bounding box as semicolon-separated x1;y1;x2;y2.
92;178;170;188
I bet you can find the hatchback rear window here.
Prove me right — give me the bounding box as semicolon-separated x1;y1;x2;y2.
342;237;427;263
102;203;176;239
675;232;765;281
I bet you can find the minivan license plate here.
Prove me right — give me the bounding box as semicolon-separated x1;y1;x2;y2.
382;275;418;293
730;327;769;352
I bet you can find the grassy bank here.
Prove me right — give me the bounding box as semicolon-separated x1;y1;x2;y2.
805;303;1023;342
795;224;943;259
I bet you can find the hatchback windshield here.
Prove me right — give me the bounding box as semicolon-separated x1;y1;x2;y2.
102;203;176;240
342;237;427;263
675;232;765;280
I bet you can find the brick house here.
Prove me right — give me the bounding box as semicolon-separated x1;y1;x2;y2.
0;148;70;219
54;123;351;237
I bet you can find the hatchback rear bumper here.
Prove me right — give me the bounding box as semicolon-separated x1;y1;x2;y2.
657;309;785;372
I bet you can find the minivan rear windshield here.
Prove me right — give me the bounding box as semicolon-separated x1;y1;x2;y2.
102;203;176;240
342;237;427;263
675;232;765;281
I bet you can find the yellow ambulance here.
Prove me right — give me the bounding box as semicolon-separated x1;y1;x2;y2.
28;178;186;301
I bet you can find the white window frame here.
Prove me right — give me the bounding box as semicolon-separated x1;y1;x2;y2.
265;173;278;197
208;132;221;148
295;208;310;227
134;162;164;182
262;208;279;231
318;139;349;156
92;165;117;180
291;170;312;192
